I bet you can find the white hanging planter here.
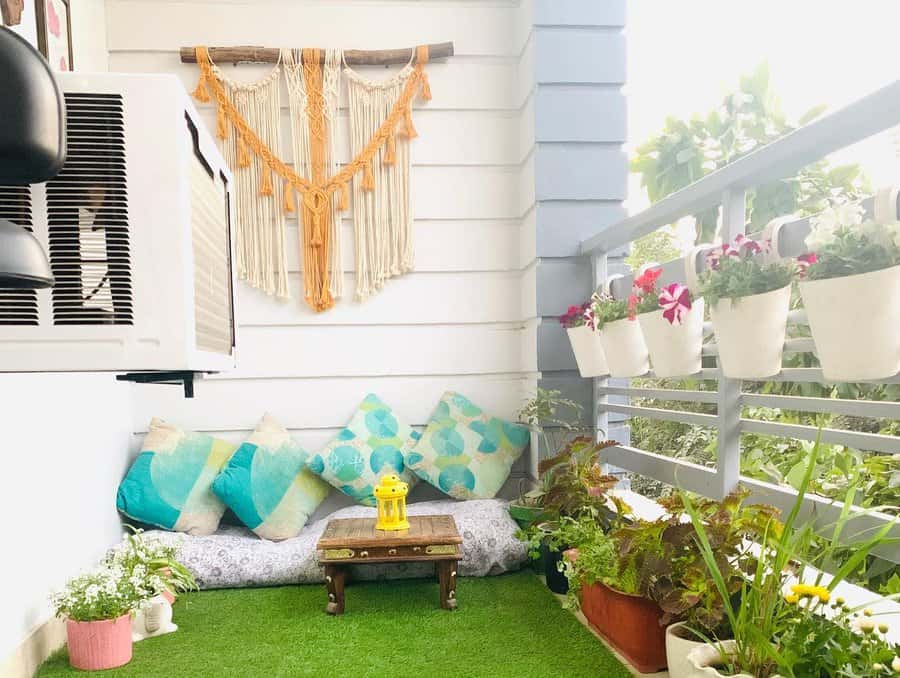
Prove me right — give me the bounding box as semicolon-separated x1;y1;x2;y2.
666;622;708;678
800;264;900;381
709;285;791;379
598;317;649;378
638;298;705;378
566;325;609;378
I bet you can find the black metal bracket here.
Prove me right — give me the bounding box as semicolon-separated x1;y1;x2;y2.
116;371;202;398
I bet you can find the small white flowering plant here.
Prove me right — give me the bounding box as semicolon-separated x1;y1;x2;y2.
104;527;196;598
804;203;900;280
51;563;158;622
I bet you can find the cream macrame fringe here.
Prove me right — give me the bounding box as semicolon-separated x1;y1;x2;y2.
345;60;416;301
283;48;344;300
212;60;290;299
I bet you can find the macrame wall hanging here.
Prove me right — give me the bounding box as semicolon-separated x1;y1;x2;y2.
345;58;417;300
283;48;344;302
209;58;289;298
188;43;437;313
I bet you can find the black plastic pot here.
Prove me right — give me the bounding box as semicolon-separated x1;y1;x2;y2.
540;542;569;594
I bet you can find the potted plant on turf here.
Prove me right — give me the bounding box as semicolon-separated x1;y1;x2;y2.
106;527;197;605
562;489;776;675
51;564;158;670
797;199;900;380
682;439;898;677
517;436;627;593
561;301;609;378
629;266;705;378
592;289;650;377
699;235;794;378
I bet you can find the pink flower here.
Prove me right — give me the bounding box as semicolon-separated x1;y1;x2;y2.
563;548;580;563
796;252;818;278
658;283;692;325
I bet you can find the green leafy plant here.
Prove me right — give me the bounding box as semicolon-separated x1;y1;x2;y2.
591;291;630;329
51;564;158;622
804;203;900;281
681;437;898;677
698;236;794;305
631;63;868;246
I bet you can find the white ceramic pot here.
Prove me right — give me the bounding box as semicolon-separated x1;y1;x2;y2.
638;298;705;378
800;264;900;381
566;325;609;377
666;622;708;678
709;285;791;379
598;317;650;378
686;641;754;678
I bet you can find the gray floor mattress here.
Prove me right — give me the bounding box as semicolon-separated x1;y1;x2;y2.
145;499;527;589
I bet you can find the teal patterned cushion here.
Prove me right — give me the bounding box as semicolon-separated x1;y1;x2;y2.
308;394;419;506
211;414;330;541
117;418;237;536
405;392;530;500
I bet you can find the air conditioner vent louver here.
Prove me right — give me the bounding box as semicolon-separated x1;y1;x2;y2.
48;93;134;326
0;185;39;325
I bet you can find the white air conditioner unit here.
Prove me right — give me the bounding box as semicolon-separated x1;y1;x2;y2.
0;72;236;374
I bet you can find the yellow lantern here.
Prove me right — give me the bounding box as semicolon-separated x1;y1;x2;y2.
374;474;410;531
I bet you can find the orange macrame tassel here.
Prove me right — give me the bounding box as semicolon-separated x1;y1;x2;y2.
311;213;323;247
216;106;228;140
237;136;251;168
192;75;211;103
362;161;375;191
401;109;418;139
283;183;295;213
384;133;396;165
260;166;273;196
420;73;432;101
338;183;349;211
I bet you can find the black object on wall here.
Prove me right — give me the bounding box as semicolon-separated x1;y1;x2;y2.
0;26;64;288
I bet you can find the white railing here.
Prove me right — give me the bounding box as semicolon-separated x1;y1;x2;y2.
580;79;900;563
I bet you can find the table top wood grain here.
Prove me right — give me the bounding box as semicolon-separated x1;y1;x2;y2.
317;515;462;550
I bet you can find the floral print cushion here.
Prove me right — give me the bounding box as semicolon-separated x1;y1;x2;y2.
405;392;530;500
211;414;330;541
117;418;236;536
307;394;419;506
143;499;526;589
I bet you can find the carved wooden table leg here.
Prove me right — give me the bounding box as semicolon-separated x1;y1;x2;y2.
324;564;346;615
436;560;458;610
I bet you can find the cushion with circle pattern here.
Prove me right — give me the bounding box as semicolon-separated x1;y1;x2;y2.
306;394;419;506
404;391;530;500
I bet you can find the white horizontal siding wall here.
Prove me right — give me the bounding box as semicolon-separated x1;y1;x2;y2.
107;0;538;499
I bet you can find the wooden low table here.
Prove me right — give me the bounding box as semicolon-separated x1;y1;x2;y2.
316;514;463;615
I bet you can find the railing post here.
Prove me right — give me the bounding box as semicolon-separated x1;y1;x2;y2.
715;188;746;498
592;253;609;441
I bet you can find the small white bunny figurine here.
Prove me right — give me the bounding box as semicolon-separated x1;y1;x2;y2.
132;594;177;642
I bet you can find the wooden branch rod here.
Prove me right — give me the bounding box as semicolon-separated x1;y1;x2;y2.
179;42;454;66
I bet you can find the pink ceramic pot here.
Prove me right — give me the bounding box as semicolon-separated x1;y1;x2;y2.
66;613;133;671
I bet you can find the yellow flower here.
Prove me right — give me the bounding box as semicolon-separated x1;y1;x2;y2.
790;582;829;602
878;623;889;634
836;596;846;605
864;608;874;617
784;593;800;604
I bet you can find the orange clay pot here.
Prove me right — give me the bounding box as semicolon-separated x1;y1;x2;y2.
580;582;668;673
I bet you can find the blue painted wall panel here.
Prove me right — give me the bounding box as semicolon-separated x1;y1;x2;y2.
536;259;591;318
536;201;627;257
535;29;626;85
535;0;626;28
535;144;627;201
536;85;626;143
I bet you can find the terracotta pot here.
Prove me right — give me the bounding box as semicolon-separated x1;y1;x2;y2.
666;621;708;678
580;582;667;673
638;298;705;378
567;325;609;377
598;317;650;377
800;264;900;380
709;285;791;379
66;613;133;671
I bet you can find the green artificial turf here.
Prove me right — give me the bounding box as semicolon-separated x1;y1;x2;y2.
38;572;629;678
